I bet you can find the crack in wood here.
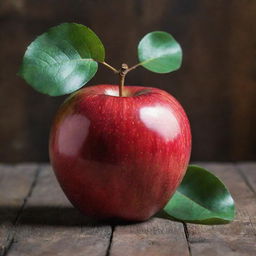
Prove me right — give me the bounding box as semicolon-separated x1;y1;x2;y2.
105;225;115;256
0;165;41;256
0;236;14;256
13;166;41;226
183;222;192;256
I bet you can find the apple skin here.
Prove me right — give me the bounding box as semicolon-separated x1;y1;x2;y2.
49;85;191;221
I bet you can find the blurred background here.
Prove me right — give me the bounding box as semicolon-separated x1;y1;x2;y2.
0;0;255;162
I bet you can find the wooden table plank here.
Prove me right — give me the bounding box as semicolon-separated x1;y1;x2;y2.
0;164;38;256
109;218;190;256
1;163;256;256
186;163;256;256
6;165;112;256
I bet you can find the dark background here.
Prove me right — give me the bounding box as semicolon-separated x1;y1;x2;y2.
0;0;255;162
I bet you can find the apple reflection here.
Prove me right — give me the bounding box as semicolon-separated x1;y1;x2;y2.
139;105;180;142
57;114;90;156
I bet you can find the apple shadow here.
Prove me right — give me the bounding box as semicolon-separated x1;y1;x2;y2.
0;205;143;227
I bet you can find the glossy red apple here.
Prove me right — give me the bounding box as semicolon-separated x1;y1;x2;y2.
49;84;191;221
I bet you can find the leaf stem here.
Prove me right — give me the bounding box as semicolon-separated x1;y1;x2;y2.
126;63;141;73
100;61;119;73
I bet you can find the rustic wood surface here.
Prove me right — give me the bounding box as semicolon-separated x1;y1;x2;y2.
186;163;256;256
0;163;255;256
1;0;256;162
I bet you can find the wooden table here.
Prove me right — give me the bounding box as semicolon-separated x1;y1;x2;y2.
0;163;255;256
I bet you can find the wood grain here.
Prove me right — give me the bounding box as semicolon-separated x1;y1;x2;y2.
109;218;190;256
0;164;38;256
0;163;256;255
185;163;256;256
7;165;112;256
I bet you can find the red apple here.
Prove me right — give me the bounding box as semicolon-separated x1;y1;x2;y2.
49;84;191;221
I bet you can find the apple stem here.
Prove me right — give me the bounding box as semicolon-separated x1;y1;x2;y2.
100;61;141;97
119;63;128;97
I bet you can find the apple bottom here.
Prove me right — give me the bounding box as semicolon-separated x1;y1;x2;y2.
52;156;186;221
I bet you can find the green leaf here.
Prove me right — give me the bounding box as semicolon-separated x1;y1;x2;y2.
137;31;182;73
163;165;235;224
18;23;105;96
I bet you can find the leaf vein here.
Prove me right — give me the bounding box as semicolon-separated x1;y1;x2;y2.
175;191;228;217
